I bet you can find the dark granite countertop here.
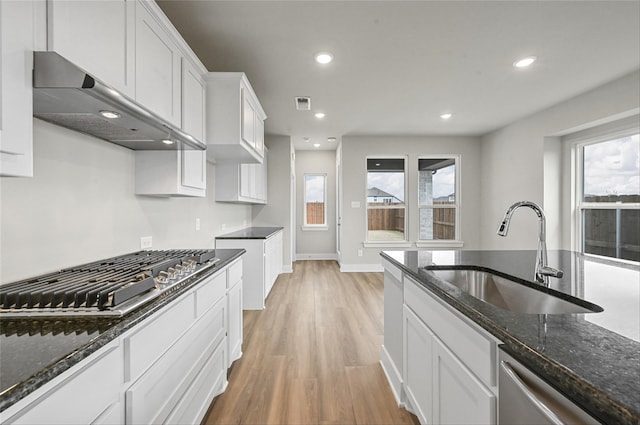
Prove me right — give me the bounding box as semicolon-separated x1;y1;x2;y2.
0;248;245;413
381;249;640;425
216;226;283;240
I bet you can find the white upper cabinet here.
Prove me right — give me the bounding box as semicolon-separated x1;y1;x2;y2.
0;0;42;177
46;0;135;98
205;72;266;164
134;0;181;127
215;148;267;204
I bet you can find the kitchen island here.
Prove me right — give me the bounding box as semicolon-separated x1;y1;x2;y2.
0;248;245;424
381;250;639;425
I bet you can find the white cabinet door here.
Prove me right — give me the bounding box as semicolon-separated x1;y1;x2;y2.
180;57;206;190
254;117;265;158
135;1;181;127
47;0;135;97
227;278;243;367
432;337;496;425
241;89;256;149
403;305;434;425
0;0;36;177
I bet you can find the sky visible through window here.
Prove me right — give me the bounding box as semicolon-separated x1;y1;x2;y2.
305;175;325;202
584;134;640;197
367;165;455;201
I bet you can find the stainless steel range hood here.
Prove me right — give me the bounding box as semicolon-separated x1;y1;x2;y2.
33;52;205;151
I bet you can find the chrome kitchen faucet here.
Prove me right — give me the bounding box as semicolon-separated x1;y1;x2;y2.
497;201;564;287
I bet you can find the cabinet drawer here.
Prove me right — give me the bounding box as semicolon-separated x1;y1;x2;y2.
196;271;226;316
5;342;122;425
125;298;225;425
124;294;194;382
404;277;496;386
228;259;242;287
164;336;227;425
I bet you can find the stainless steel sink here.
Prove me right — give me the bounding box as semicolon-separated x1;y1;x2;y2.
426;269;603;314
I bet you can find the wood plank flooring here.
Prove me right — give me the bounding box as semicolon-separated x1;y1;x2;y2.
203;260;418;425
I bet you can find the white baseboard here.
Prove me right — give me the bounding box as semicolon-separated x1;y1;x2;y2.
295;253;339;261
339;263;384;273
380;345;404;407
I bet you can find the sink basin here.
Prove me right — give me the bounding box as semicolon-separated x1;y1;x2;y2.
426;269;603;314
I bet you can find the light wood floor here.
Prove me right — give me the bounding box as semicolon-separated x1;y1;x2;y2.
203;260;419;425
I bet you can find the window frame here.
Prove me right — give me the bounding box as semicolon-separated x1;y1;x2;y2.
416;154;462;247
364;156;409;245
574;129;639;263
303;173;328;229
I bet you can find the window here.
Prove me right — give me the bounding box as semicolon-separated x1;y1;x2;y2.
418;157;459;241
304;174;326;226
578;133;639;262
366;158;406;241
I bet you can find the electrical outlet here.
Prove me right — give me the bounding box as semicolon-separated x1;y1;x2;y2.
358;249;363;257
195;218;201;231
140;236;152;249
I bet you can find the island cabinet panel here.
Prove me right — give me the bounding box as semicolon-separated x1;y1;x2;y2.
397;276;498;425
3;340;123;425
432;337;496;425
46;0;135;97
380;258;404;403
403;305;434;425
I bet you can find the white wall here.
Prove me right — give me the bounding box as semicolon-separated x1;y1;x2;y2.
340;135;482;270
252;135;293;272
295;150;337;259
0;119;252;283
480;70;640;251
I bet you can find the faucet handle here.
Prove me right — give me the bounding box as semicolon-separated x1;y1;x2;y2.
538;266;564;279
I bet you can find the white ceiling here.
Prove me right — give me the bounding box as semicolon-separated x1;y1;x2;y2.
157;1;640;151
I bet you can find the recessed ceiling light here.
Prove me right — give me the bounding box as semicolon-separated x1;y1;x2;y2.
303;137;310;143
161;139;174;145
315;52;333;64
513;56;536;68
328;137;337;142
313;143;321;148
375;163;381;167
440;113;452;120
99;110;121;119
315;112;326;119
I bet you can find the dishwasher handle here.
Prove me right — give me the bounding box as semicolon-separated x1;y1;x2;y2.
500;360;565;425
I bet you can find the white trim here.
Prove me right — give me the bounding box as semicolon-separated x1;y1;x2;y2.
415;240;464;248
295;253;339;261
301;225;329;231
380;345;404;407
363;242;413;248
282;265;293;273
339;263;384;273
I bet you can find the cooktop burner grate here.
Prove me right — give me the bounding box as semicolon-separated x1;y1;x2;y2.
0;250;219;315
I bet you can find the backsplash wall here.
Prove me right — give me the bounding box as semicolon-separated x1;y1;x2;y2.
0;119;252;283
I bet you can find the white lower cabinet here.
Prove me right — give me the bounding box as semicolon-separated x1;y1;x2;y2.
215;230;282;310
227;260;244;367
395;274;498;425
2;341;123;425
403;305;434;425
432;337;496;424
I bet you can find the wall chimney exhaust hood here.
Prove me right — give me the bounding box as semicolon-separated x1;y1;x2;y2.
33;52;205;151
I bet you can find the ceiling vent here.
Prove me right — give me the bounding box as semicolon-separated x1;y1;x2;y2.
295;96;311;111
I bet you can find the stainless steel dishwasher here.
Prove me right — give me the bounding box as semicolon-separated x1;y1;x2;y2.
498;348;599;425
